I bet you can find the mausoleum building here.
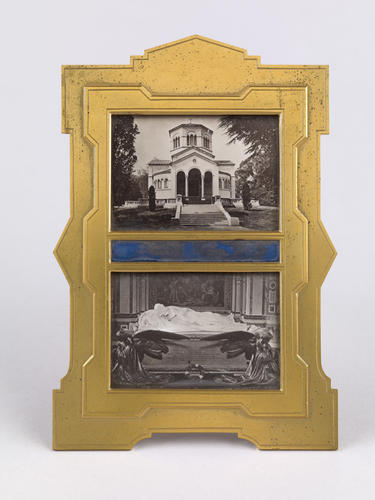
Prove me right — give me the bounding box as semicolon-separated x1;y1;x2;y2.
147;123;236;203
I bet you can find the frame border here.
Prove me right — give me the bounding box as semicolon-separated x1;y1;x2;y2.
54;35;337;450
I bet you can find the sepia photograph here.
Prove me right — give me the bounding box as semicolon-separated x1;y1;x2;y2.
111;272;280;389
111;115;279;231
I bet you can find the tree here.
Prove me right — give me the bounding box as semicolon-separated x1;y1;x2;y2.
219;115;278;157
219;116;279;206
111;115;140;206
241;182;251;210
148;185;156;212
134;169;149;198
234;158;255;197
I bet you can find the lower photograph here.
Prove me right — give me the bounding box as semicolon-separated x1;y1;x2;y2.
111;272;280;390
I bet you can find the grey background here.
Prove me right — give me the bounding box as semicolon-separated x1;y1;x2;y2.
0;1;374;499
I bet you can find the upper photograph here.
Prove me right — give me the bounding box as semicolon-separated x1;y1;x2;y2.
111;115;280;232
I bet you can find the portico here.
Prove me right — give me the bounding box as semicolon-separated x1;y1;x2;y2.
176;168;213;201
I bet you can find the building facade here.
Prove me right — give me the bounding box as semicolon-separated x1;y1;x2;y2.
147;123;236;203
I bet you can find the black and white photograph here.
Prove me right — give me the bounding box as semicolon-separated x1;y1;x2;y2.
111;115;279;231
111;272;280;389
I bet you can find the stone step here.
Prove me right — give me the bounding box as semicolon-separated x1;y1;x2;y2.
179;213;228;226
180;222;228;226
180;213;225;216
180;220;227;224
180;215;226;221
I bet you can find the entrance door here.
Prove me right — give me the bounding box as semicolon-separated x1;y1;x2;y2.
188;168;202;200
177;171;186;196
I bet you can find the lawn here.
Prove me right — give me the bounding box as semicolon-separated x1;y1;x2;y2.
227;208;279;231
112;206;279;231
112;207;176;230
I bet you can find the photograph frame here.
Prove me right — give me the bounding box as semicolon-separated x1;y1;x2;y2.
110;113;281;233
110;271;281;390
54;35;337;450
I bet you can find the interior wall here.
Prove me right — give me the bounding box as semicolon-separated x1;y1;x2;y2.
112;272;279;323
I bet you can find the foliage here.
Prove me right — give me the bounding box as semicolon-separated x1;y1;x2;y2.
134;169;149;198
148;185;156;212
237;153;278;206
219;116;279;206
241;181;251;209
111;115;140;206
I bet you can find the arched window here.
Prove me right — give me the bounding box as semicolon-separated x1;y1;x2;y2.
164;178;168;188
203;136;210;148
177;137;180;147
187;134;197;146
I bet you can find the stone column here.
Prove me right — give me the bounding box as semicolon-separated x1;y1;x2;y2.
212;172;219;197
231;175;236;199
201;173;205;199
171;170;176;198
185;173;188;197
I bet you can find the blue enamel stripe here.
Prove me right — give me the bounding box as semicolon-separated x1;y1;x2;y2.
111;240;279;263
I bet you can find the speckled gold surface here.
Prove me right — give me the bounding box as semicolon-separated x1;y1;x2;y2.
53;35;337;450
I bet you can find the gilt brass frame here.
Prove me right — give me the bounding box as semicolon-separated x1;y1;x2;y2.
53;35;337;450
